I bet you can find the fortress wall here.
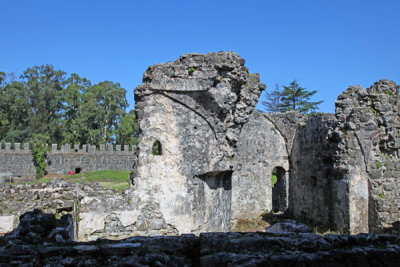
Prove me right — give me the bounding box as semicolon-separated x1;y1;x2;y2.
0;143;35;178
0;143;134;178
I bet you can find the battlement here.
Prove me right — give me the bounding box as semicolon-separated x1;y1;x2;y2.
0;142;135;178
0;143;133;154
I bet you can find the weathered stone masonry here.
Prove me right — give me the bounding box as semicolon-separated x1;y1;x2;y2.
130;52;400;235
254;80;400;234
131;51;265;234
0;144;135;179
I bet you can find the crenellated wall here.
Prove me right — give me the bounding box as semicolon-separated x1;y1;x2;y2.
0;143;135;179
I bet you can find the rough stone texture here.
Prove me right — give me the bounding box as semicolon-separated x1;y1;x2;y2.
0;144;134;179
232;112;289;221
265;220;312;233
1;51;399;237
0;216;14;234
335;80;400;233
131;51;265;234
1;215;400;266
0;179;146;241
284;79;400;234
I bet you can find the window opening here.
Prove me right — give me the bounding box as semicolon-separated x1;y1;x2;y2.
272;167;287;213
152;140;162;156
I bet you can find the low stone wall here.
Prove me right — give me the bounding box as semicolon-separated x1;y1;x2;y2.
0;143;135;179
0;179;179;241
1;213;400;267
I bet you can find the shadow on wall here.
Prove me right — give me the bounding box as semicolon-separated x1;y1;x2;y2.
195;171;233;232
272;167;288;213
1;209;75;244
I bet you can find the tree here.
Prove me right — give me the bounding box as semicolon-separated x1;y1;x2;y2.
262;84;283;113
20;65;67;143
61;73;92;144
31;133;50;179
82;81;128;145
279;80;322;114
0;79;32;142
115;110;139;146
1;66;132;146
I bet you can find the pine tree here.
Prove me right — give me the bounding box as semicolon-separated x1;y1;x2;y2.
261;84;283;113
279;80;323;114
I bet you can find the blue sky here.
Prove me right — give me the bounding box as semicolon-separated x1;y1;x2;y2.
1;0;399;113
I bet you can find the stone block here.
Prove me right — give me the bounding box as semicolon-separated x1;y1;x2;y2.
0;215;14;233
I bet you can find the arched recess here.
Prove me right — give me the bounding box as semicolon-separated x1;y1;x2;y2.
272;166;288;212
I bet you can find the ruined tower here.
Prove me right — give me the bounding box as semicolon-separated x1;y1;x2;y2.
131;51;265;233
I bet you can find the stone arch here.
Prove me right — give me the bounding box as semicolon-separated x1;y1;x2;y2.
231;113;289;221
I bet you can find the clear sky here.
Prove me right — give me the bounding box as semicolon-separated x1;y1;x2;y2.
1;0;399;113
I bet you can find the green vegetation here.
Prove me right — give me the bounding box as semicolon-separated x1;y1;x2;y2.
369;106;379;116
376;162;382;168
37;170;131;191
0;66;138;146
31;134;49;179
262;80;323;114
313;227;341;235
188;67;195;75
379;193;385;199
271;170;277;188
384;89;393;96
249;73;258;82
152;140;162;155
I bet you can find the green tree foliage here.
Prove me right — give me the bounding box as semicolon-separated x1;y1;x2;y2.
62;73;92;144
0;65;137;147
31;134;50;179
0;79;32;142
262;80;323;114
21;65;66;143
84;81;128;145
115;110;139;146
280;80;323;114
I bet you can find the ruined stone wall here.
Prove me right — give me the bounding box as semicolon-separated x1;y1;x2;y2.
131;51;265;234
0;143;135;179
0;179;177;241
0;180;137;240
335;80;400;233
281;79;399;234
2;226;400;266
231;112;289;221
289;115;353;231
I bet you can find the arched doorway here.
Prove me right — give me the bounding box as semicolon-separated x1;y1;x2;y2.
272;167;287;213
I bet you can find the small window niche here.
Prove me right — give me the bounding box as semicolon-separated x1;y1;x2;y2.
152;140;162;156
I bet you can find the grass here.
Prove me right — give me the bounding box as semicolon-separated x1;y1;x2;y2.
313;227;342;235
37;170;131;192
232;217;270;232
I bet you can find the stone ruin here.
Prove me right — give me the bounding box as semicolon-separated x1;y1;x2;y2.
0;51;399;241
130;51;400;235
